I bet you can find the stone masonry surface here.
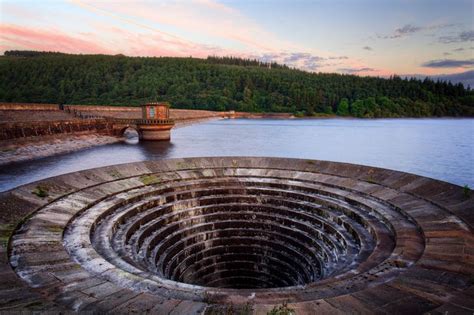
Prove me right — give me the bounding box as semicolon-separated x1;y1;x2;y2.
0;157;472;314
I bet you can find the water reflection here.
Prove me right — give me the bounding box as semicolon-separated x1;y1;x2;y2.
138;141;176;159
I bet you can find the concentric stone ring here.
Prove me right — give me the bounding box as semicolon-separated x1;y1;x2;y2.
2;157;473;314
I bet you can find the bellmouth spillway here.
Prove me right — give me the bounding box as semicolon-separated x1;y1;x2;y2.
2;157;473;314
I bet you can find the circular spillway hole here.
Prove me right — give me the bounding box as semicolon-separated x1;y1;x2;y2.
86;176;387;290
152;205;326;289
7;158;453;311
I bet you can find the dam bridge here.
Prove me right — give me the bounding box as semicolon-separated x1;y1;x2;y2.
71;102;175;141
0;102;235;142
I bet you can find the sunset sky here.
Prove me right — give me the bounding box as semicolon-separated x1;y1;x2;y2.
1;0;473;81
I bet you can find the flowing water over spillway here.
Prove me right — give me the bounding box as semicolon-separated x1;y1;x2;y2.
1;118;473;191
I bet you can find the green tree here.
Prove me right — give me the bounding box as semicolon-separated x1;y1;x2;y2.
351;100;365;117
336;98;350;116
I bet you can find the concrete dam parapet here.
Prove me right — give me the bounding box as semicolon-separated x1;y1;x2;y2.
1;157;473;314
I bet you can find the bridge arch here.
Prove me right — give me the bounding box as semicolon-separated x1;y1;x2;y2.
119;125;139;136
112;123;139;137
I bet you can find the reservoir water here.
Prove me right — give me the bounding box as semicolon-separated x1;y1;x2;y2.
1;118;473;192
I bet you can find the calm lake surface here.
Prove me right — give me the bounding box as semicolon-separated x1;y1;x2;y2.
1;118;473;192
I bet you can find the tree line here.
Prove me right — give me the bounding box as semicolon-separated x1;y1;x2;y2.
1;51;472;117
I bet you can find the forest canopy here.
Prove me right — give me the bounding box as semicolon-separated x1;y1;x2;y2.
1;51;473;117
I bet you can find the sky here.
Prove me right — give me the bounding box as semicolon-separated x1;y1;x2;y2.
0;0;473;83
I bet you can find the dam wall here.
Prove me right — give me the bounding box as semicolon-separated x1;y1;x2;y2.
0;103;225;119
0;119;114;141
0;103;292;121
0;103;226;141
0;102;293;141
0;103;59;110
63;105;226;121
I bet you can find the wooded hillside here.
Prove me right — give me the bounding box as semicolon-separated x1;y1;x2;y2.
1;51;472;117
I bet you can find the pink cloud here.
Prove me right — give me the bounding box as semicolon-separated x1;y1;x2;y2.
69;0;377;73
0;22;237;58
72;0;280;53
0;7;397;78
0;22;394;78
0;24;112;54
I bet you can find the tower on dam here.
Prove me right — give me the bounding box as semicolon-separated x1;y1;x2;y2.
136;102;175;141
